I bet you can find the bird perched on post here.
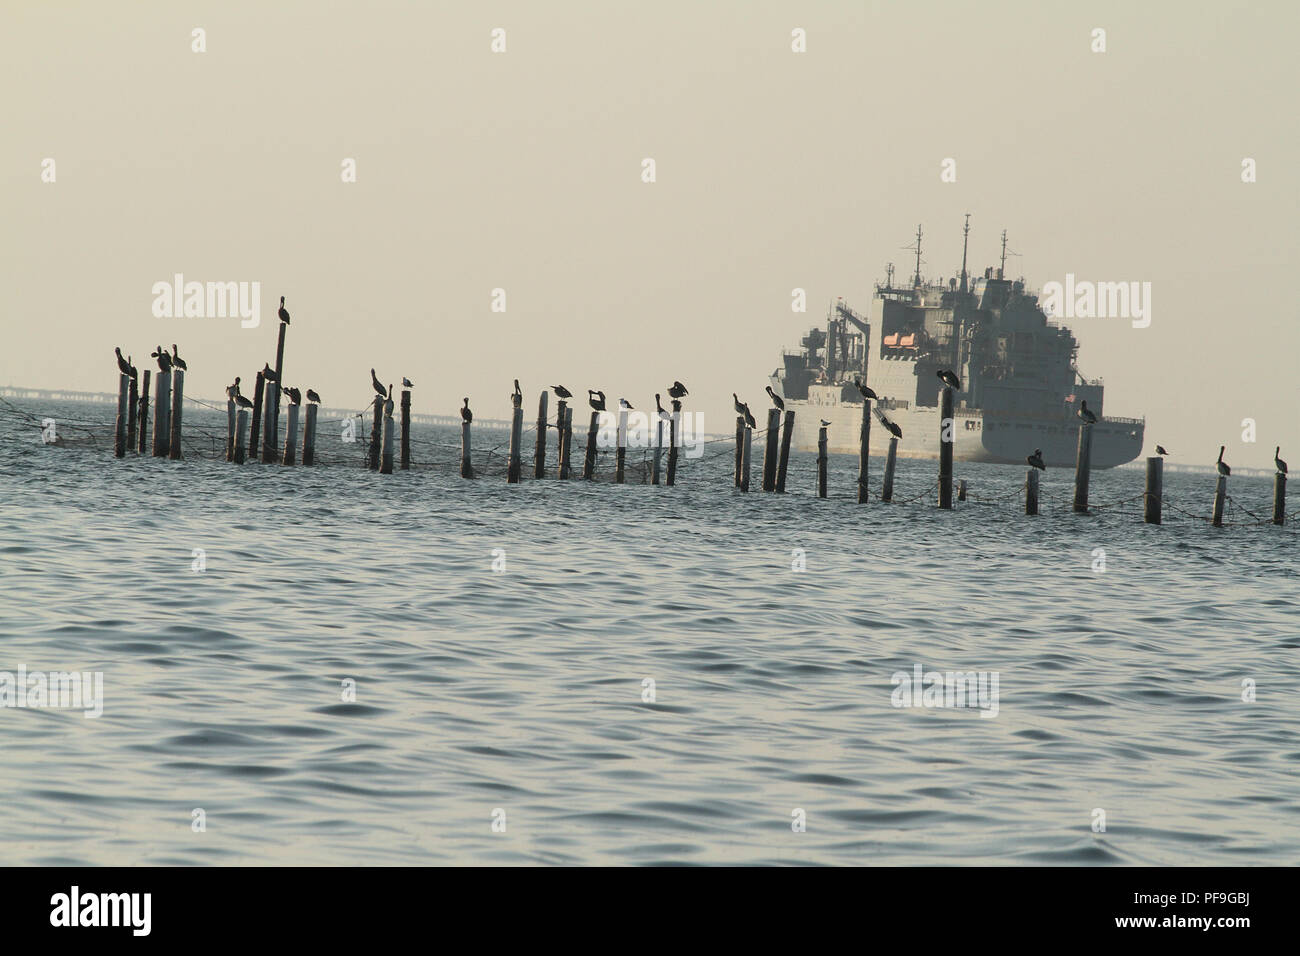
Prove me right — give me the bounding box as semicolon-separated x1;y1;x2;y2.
551;385;572;400
384;385;394;418
114;347;133;377
1216;446;1231;477
1275;446;1287;476
278;296;290;325
263;362;279;383
514;379;522;399
1156;445;1169;457
460;398;472;423
588;390;605;411
234;393;254;410
819;419;832;428
765;385;785;411
171;344;187;371
854;379;879;402
370;368;386;396
1076;400;1098;425
655;394;670;421
668;381;688;399
875;408;902;439
306;389;321;405
936;369;961;390
402;377;414;389
226;378;241;401
619;398;634;411
1027;448;1046;471
283;386;302;406
732;394;756;429
152;346;172;373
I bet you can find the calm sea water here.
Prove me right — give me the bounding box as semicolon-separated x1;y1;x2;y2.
1;399;1297;865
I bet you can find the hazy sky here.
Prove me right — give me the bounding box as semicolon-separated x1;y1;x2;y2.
3;1;1296;467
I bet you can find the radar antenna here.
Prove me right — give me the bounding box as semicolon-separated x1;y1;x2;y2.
959;213;971;293
998;229;1020;279
903;225;924;289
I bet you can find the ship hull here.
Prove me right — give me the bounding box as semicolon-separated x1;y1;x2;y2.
783;399;1143;469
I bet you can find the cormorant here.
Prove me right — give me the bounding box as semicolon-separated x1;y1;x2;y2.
284;386;302;405
306;389;321;405
668;381;688;399
588;390;606;411
1027;449;1046;471
878;414;902;440
152;347;172;373
1077;400;1098;425
461;398;472;423
854;379;879;402
766;385;785;411
114;347;132;377
514;379;522;399
385;385;395;418
1156;445;1169;456
171;344;187;371
278;296;290;324
1276;446;1288;476
370;368;385;396
655;394;669;420
552;385;572;399
263;362;278;383
936;369;961;390
1216;446;1231;477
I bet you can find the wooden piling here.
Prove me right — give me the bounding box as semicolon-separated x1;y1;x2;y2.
400;390;411;470
938;386;953;509
553;399;567;479
269;321;287;459
882;437;898;502
666;401;680;486
302;404;318;466
261;378;279;464
740;426;752;492
226;399;237;461
282;403;299;466
652;417;663;485
856;401;871;503
776;410;794;493
368;398;382;471
534;392;548;478
460;419;473;478
126;375;138;453
559;406;573;480
816;424;828;498
1211;474;1227;527
249;371;264;460
508;402;524;483
581;411;600;481
1026;469;1039;516
380;410;395;475
234;408;249;464
1273;474;1286;526
763;408;780;492
113;373;129;458
615;407;627;484
168;369;184;460
1073;424;1093;514
137;369;150;455
152;367;171;457
1143;456;1162;524
733;416;745;488
957;479;967;502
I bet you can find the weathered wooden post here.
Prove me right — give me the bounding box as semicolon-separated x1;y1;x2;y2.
581;410;600;481
302;403;318;466
1026;469;1040;516
508;397;524;483
652;416;663;485
137;369;151;455
763;408;780;492
460;416;473;478
226;399;237;462
553;398;567;479
882;437;898;503
776;410;794;493
817;424;828;498
1143;456;1162;524
249;370;264;460
282;403;299;466
666;401;681;486
113;373;129;457
534;392;549;478
938;387;953;509
152;366;171;457
400;389;411;470
380;405;395;475
1273;473;1287;526
126;375;138;453
1073;424;1093;514
957;479;967;502
168;369;185;460
368;398;382;471
261;378;278;464
559;406;573;480
615;406;628;484
740;425;752;492
1211;475;1227;527
857;401;871;504
234;408;249;464
733;416;745;488
267;321;287;461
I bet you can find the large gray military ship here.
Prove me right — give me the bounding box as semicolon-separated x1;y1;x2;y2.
770;221;1145;467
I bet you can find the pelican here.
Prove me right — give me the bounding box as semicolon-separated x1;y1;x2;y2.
370;368;386;396
1216;446;1231;477
552;385;572;399
936;369;961;390
152;346;172;373
1027;449;1046;471
655;394;670;421
765;385;785;411
234;393;254;410
283;386;302;406
263;362;278;383
1156;445;1169;457
278;296;290;324
384;385;394;418
1276;446;1288;476
668;381;688;399
306;389;321;405
460;398;472;423
732;393;746;416
226;378;241;401
171;344;187;371
402;377;414;388
854;379;879;402
732;395;756;429
588;390;606;411
114;347;132;377
1077;400;1098;425
514;379;522;399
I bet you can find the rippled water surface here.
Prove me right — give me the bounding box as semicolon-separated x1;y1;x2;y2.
1;400;1297;865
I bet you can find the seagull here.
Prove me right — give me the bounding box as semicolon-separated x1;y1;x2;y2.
234;393;254;410
460;398;472;423
619;398;634;410
1027;449;1046;471
114;347;133;377
1216;445;1231;477
820;419;832;428
1156;445;1169;456
1276;446;1288;476
765;385;785;411
370;368;386;396
152;346;172;373
226;378;241;401
551;385;572;399
668;381;688;399
262;362;278;383
588;390;606;411
171;344;187;371
306;389;321;405
402;377;414;388
1077;400;1098;425
937;369;961;390
278;296;290;324
283;386;302;406
854;379;879;402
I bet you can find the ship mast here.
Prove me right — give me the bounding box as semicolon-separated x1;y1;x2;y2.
998;229;1019;280
909;224;923;288
959;213;970;293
